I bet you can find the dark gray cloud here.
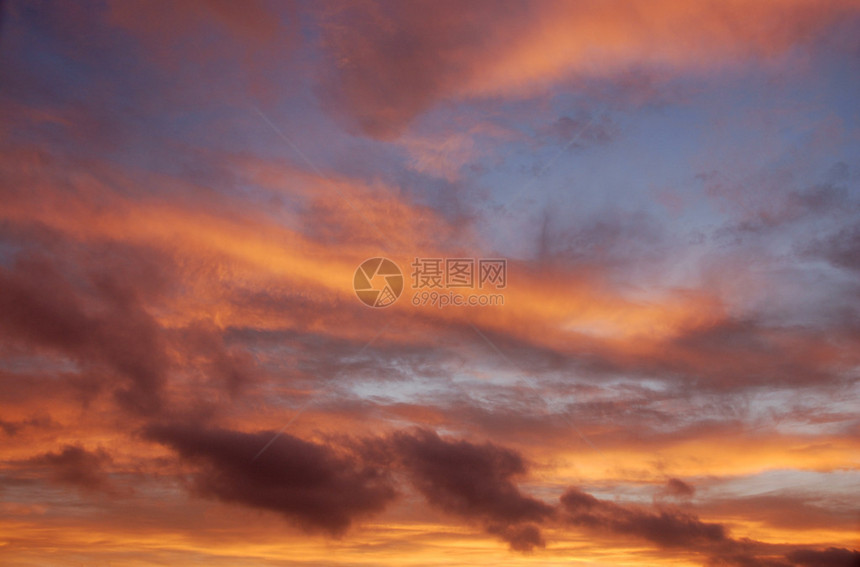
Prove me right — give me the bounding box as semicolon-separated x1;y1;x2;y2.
806;225;860;272
0;244;170;415
145;423;396;535
141;422;860;562
664;478;695;498
391;429;554;550
559;487;860;567
560;487;727;548
27;444;114;492
146;425;556;549
785;547;860;567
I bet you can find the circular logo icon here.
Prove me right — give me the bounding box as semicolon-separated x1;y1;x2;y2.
353;258;404;308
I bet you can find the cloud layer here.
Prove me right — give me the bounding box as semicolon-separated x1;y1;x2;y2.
1;0;859;565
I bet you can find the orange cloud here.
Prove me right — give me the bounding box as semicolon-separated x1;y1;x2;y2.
320;0;860;137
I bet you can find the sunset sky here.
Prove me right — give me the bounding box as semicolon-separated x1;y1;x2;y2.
2;1;860;566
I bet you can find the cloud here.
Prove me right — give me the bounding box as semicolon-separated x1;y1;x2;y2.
702;492;860;534
806;226;860;272
0;0;858;563
664;477;696;498
391;429;553;550
536;111;620;150
315;0;525;138
145;423;396;535
560;487;727;549
106;0;288;56
145;425;554;549
785;547;860;567
536;207;665;270
317;0;858;137
177;321;262;397
559;486;860;566
0;243;170;415
27;445;114;492
709;181;858;247
486;523;546;552
103;0;297;104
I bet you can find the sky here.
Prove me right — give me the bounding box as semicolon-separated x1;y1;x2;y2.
1;1;860;566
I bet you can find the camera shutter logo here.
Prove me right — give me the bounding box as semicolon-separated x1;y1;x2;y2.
353;258;404;308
